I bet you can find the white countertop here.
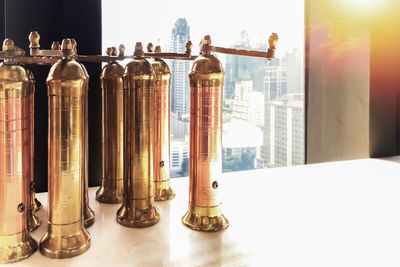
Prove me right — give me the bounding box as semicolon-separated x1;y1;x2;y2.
6;157;400;267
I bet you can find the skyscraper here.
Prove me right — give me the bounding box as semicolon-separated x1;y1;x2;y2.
169;18;190;117
257;50;305;168
224;31;267;99
264;49;304;102
260;93;304;167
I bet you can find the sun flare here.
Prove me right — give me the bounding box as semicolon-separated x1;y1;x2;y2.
345;0;383;10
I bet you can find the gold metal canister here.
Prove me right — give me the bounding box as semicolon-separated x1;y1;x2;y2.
182;36;229;232
96;47;124;204
116;42;160;227
0;39;38;263
70;39;95;228
39;39;90;258
150;44;175;201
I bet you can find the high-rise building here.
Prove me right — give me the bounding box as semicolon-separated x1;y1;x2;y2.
260;93;304;168
265;49;304;101
170;136;189;177
169;18;190;117
231;80;264;127
224;31;267;100
258;50;305;168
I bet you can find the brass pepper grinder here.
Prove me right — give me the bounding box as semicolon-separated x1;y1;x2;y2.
116;42;160;227
96;46;125;204
182;35;229;232
39;37;91;258
147;43;175;201
0;38;38;263
71;38;95;228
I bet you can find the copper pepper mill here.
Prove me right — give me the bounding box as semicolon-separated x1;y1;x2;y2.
182;36;229;232
96;46;125;204
0;39;38;263
147;43;175;201
116;42;160;227
39;37;91;258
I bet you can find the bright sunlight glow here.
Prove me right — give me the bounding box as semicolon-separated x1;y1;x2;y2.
344;0;383;11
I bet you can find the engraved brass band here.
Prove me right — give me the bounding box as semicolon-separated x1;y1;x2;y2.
0;39;38;263
96;47;125;204
39;39;90;259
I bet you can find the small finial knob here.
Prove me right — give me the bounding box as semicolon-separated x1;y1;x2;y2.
134;42;144;57
70;38;77;53
268;33;279;50
185;41;192;53
61;38;73;51
106;47;112;56
111;47;117;56
51;41;61;50
16;47;26;56
154;45;161;53
119;44;125;56
2;38;15;51
29;31;40;49
147;43;153;52
202;35;211;45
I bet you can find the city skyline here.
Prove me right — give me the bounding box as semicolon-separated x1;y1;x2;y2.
102;5;305;176
102;0;304;60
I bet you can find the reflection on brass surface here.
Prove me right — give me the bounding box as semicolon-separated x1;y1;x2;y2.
182;37;229;232
71;39;95;228
0;39;38;263
117;42;160;228
26;68;40;232
33;198;42;212
150;45;175;201
96;47;124;204
39;39;90;259
182;203;229;232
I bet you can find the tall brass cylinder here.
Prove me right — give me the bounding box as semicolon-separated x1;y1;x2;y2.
96;47;124;204
116;42;160;228
151;45;175;201
39;39;90;259
182;37;229;232
0;39;38;263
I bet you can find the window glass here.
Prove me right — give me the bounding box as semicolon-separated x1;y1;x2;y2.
102;0;305;176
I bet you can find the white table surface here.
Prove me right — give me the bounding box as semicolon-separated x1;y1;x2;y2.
5;157;400;267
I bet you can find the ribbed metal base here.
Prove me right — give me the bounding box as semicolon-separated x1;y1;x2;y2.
0;229;38;263
182;203;229;232
116;198;160;228
154;180;175;201
39;221;90;259
96;184;123;204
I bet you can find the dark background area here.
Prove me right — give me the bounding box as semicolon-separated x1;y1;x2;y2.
0;0;102;192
